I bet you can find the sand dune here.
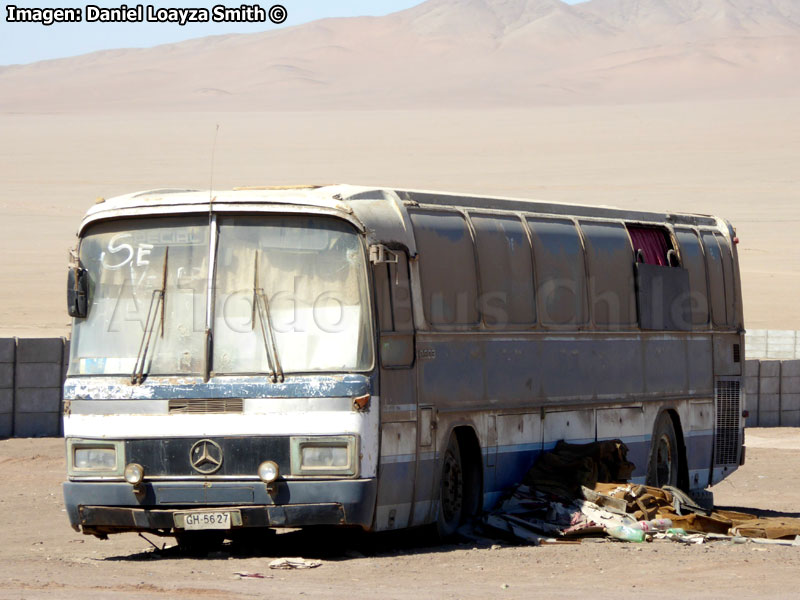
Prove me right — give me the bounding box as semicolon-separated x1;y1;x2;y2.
1;0;799;111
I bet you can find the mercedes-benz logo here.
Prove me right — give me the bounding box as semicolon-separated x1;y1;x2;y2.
189;439;223;474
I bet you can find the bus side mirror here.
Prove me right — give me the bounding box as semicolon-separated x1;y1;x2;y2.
67;267;88;318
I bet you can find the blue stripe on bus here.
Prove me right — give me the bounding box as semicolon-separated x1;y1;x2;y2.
64;373;373;400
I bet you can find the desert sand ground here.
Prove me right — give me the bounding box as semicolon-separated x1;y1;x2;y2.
0;428;799;599
0;98;800;336
0;98;798;337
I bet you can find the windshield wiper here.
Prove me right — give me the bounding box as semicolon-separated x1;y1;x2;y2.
252;251;284;383
131;248;168;384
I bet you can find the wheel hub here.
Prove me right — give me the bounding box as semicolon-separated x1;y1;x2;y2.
441;450;463;522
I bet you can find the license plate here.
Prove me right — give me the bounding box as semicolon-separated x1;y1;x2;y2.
175;510;236;530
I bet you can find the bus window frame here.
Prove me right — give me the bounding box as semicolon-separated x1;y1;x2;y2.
466;210;537;330
578;218;638;331
407;207;482;331
373;248;416;369
673;226;712;330
525;215;590;331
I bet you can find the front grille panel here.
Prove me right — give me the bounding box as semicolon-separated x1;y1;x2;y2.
714;379;741;465
125;437;290;478
168;398;243;414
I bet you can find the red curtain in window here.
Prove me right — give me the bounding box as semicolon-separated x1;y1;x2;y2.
628;227;669;266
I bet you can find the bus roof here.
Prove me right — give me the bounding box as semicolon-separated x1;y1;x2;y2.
81;184;723;254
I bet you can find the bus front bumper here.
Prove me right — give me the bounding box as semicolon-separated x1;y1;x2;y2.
63;478;377;536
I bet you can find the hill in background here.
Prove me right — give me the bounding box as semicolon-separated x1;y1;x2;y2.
1;0;799;111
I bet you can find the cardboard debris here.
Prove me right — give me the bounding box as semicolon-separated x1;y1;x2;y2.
484;439;800;546
268;557;323;569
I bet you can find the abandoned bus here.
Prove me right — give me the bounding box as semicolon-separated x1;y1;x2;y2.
62;185;745;543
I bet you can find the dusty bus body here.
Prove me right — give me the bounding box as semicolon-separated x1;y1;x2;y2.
63;185;745;541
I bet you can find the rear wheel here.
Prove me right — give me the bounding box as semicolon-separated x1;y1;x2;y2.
436;434;464;539
647;413;679;488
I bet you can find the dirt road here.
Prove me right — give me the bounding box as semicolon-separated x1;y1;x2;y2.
2;429;800;599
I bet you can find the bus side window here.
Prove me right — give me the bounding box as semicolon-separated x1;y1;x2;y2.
701;232;728;327
374;263;394;332
715;233;737;328
409;210;480;328
579;221;637;329
526;218;588;328
675;229;710;328
470;213;536;328
374;251;415;368
389;253;414;333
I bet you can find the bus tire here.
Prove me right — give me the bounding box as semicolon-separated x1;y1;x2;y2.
646;412;679;488
436;434;464;539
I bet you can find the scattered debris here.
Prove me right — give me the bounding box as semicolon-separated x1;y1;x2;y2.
268;557;323;569
235;571;273;579
482;439;800;547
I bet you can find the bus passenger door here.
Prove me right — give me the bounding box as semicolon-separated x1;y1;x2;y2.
372;250;418;531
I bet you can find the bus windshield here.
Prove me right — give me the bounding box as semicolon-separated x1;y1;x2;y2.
69;217;209;376
212;215;373;374
68;214;373;377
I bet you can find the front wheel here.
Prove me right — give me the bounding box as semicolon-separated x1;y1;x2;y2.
437;434;464;539
646;412;679;488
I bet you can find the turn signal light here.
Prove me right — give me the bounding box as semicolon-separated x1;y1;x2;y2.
353;394;370;411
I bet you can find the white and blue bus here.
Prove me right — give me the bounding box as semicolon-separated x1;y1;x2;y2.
62;185;745;545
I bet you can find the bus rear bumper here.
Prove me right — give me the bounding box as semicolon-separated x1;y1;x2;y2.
63;478;377;536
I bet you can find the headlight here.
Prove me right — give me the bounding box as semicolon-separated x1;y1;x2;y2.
258;460;279;483
124;463;144;484
290;436;358;477
67;439;124;477
74;447;117;470
301;446;349;468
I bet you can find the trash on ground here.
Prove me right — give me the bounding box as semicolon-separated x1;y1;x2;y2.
268;557;323;569
482;439;800;547
235;571;272;579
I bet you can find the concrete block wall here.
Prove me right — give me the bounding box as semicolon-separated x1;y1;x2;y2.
746;359;800;427
747;330;800;360
0;338;68;439
0;339;15;437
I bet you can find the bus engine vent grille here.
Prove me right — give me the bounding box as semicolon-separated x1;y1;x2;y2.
168;399;244;414
714;380;740;465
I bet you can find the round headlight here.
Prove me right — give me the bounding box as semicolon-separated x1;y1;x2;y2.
258;461;279;483
124;463;144;484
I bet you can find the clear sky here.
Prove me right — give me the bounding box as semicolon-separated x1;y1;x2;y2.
1;0;584;66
